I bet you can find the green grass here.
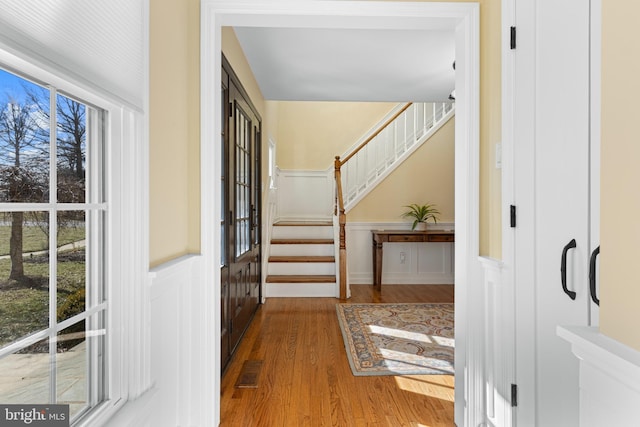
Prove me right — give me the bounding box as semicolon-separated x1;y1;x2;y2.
0;224;85;256
0;288;49;348
0;250;86;348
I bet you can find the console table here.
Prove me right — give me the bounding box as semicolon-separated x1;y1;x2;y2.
371;229;455;291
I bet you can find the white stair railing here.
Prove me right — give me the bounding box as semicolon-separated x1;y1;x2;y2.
333;101;454;299
339;102;454;212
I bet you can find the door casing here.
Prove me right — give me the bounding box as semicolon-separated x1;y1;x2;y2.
201;2;481;425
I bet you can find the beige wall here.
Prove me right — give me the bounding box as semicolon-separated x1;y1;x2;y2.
349;118;455;223
381;0;502;256
148;0;640;354
148;18;269;267
599;2;640;351
274;0;502;242
149;0;200;267
275;102;396;170
275;103;455;224
148;0;502;265
478;0;502;258
222;27;266;117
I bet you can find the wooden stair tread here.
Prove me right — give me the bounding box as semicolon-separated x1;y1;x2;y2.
266;275;336;283
274;221;333;227
269;256;335;263
271;238;334;245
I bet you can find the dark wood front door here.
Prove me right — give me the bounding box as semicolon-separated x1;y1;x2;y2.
221;56;261;371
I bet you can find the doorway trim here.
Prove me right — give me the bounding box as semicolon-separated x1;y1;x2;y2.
201;1;480;425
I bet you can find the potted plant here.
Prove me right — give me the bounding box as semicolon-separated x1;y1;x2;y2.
402;203;440;231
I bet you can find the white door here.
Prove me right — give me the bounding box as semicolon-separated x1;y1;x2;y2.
513;0;595;426
535;1;590;425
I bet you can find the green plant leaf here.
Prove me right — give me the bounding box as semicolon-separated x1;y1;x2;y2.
401;203;440;226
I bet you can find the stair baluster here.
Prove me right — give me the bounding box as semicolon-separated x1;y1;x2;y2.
333;102;455;299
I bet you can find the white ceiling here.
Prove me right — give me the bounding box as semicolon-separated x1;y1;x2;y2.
234;27;455;102
0;0;144;107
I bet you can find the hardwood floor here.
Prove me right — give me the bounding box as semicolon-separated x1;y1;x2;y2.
220;284;455;426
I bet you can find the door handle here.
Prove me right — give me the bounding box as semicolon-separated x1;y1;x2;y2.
589;246;600;306
561;239;577;300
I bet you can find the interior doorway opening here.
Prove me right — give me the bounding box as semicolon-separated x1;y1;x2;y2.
202;2;480;425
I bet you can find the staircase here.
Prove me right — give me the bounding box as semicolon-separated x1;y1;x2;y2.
264;101;455;298
265;221;337;297
339;102;455;212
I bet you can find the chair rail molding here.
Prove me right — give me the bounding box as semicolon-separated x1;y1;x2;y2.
558;326;640;427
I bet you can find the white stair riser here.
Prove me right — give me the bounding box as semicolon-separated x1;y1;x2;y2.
265;282;337;298
271;226;334;239
268;262;335;276
269;244;334;257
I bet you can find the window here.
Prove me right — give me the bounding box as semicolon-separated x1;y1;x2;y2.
0;68;107;422
268;138;276;190
234;106;251;258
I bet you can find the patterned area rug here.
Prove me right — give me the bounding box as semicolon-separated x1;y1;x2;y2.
336;303;454;376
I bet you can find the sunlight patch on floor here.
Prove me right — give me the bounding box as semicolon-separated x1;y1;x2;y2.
394;374;455;402
368;325;454;347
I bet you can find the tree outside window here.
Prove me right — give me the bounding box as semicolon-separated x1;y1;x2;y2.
0;67;105;421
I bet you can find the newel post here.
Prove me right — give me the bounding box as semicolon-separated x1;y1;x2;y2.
334;156;348;300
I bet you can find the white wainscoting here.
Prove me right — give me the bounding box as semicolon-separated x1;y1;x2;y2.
346;222;454;285
262;187;277;301
480;256;514;427
107;255;202;427
558;326;640;427
275;168;334;221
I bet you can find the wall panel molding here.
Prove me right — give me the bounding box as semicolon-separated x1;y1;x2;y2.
275;168;333;221
347;222;454;285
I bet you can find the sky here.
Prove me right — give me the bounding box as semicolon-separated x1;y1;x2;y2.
0;67;86;140
0;67;88;170
0;67;44;103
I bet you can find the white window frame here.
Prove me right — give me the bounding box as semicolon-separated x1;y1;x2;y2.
268;137;276;190
0;41;149;426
